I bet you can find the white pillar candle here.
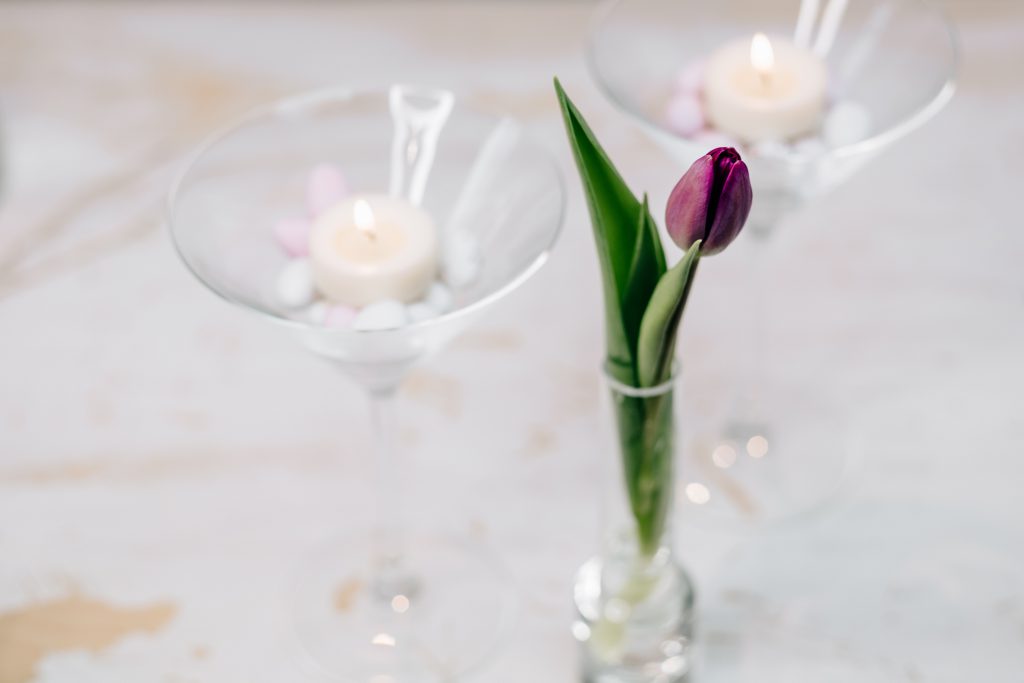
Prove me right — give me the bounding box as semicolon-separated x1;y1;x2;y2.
309;194;438;307
703;33;827;143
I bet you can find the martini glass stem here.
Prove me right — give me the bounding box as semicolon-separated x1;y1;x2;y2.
742;234;769;413
733;188;786;424
722;225;774;448
367;386;417;599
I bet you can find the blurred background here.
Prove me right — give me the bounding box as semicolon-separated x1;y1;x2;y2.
0;1;1021;682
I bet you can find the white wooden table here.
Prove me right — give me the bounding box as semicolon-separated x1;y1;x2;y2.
0;2;1021;682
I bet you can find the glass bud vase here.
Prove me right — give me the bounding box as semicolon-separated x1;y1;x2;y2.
574;366;697;683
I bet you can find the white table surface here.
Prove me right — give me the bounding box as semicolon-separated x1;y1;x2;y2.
0;2;1021;682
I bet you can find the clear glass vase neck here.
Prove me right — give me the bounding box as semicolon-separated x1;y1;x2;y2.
602;361;681;398
600;363;681;562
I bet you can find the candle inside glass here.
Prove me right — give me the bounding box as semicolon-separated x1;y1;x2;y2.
703;33;827;143
331;199;409;263
309;195;438;307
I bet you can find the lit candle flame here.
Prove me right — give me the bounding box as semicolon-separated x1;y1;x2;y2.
750;33;775;89
353;199;376;240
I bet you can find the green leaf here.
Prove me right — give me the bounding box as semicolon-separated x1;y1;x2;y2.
636;240;702;387
641;196;667;275
622;195;667;362
554;79;666;384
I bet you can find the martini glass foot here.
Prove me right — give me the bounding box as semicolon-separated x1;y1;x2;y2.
293;530;515;683
681;382;855;531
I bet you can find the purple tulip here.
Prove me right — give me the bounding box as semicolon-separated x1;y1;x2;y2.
665;147;752;255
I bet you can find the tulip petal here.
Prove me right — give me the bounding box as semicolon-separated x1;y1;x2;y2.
665;153;713;250
704;148;737;233
704;160;752;255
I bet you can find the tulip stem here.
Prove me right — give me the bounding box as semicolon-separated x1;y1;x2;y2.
614;388;675;557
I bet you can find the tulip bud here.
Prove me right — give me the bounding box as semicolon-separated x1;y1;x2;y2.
665;147;752;255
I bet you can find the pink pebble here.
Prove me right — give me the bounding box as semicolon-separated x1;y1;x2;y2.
325;305;358;328
273;216;311;257
665;94;704;137
675;59;706;95
307;163;349;217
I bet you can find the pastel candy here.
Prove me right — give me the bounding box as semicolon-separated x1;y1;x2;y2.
665;94;704;137
675;60;706;94
276;259;316;309
353;300;408;331
823;102;871;148
325;305;358;328
307;163;349;217
274;216;311;257
425;282;453;313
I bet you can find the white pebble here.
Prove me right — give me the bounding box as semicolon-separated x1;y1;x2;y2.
307;163;349;217
407;302;439;323
425;282;453;313
664;94;704;137
675;60;705;95
823;102;871;148
353;300;408;331
276;259;315;309
304;300;330;324
325;305;358;328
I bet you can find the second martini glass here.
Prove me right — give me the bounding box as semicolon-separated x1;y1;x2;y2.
588;0;957;529
168;85;564;681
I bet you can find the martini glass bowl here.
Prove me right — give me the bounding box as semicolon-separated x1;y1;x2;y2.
588;0;957;230
167;85;564;681
588;0;957;529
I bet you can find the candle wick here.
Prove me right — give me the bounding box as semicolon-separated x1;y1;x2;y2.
353;199;378;243
750;33;775;96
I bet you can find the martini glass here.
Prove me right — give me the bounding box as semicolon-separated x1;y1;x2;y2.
588;0;957;528
167;85;564;681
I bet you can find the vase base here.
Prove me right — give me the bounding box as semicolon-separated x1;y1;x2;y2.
573;556;697;683
583;669;693;683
